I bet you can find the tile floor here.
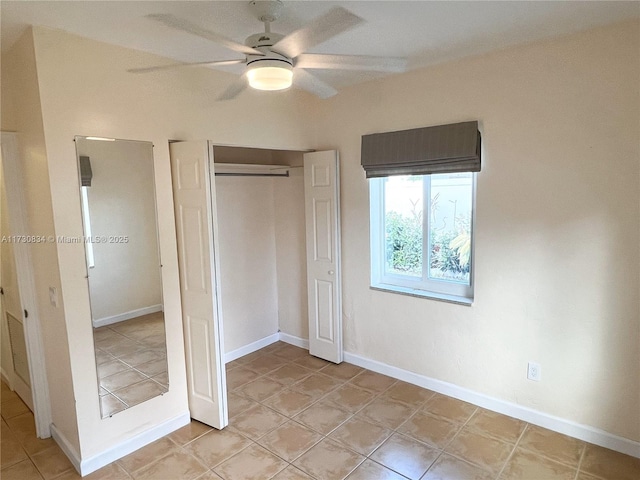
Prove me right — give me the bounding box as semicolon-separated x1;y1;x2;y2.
93;312;168;417
2;341;640;479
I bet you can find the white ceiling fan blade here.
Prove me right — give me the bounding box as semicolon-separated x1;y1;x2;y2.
128;59;246;74
217;75;248;101
272;7;363;59
147;14;264;56
295;54;407;73
293;69;338;99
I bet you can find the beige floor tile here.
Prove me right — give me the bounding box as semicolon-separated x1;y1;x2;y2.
322;384;376;413
213;444;288;480
134;450;208;480
518;425;585;467
370;433;438;480
329;416;392;456
1;459;44;480
29;444;75;479
261;389;317;417
345;459;407;479
499;448;576;480
228;392;260;419
260;342;287;354
184;427;252;468
580;443;640;480
1;388;21;405
271;465;314;479
99;394;128;417
422;394;477;424
96;359;130;379
258;420;322;462
226;367;261;390
272;345;310;361
293;438;365;480
243;355;289;375
4;411;35;435
1;396;30;419
266;364;313;385
195;471;224;480
466;409;526;443
231;404;288;440
99;370;147;392
118;349;165;367
238;377;287;402
168;420;212;446
94;349;115;365
379;381;434;408
291;373;344;398
357;397;417;430
293;356;331;371
422;453;494;480
151;372;169;388
397;410;460;449
294;401;352;435
117;437;180;474
134;358;166;377
113;379;167;408
445;429;514;474
83;462;132;479
348;371;397;393
1;429;28;467
320;362;363;381
575;473;602;480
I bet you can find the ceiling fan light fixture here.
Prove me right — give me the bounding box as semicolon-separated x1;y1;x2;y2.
247;60;293;91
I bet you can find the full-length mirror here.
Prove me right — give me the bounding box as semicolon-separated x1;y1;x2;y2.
75;137;168;418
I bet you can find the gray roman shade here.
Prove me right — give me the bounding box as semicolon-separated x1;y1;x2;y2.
79;155;93;187
361;121;481;178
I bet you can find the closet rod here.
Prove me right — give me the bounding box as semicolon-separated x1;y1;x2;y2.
214;172;289;178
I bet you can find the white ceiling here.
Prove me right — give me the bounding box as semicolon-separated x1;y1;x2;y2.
2;1;639;89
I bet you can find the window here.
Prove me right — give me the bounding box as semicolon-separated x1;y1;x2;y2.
370;172;475;303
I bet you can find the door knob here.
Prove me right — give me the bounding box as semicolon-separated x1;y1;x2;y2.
328;270;334;275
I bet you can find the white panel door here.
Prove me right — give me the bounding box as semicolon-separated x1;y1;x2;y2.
304;151;343;363
170;141;227;429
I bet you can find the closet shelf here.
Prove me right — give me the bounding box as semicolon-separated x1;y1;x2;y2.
213;163;290;177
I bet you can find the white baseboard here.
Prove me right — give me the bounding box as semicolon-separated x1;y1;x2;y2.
78;412;190;476
343;351;640;459
50;424;82;473
278;332;309;349
225;333;280;363
93;304;163;328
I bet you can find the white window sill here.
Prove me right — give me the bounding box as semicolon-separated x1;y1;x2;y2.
370;284;473;306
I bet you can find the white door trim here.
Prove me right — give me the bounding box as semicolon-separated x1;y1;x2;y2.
1;132;52;437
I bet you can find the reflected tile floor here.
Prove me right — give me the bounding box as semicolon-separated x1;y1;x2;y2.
2;342;640;479
94;312;168;417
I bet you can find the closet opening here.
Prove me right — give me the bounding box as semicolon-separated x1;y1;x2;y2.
211;146;309;361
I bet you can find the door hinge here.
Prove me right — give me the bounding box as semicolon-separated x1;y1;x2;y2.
0;286;3;295
24;309;28;319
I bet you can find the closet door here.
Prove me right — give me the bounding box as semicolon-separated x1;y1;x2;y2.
170;141;228;429
304;151;343;363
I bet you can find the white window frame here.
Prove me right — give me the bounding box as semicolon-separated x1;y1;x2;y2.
370;173;476;305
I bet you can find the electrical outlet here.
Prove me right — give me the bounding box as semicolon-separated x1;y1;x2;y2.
527;361;541;381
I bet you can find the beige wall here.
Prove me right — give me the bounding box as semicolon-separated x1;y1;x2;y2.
311;20;640;442
274;167;308;339
215;175;280;352
1;30;80;450
25;25;314;460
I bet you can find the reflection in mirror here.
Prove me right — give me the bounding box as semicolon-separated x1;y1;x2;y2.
75;136;168;418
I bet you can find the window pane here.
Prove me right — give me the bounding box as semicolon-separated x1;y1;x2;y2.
383;175;423;277
428;173;473;284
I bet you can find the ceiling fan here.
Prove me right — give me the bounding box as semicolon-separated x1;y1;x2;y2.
129;0;407;100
